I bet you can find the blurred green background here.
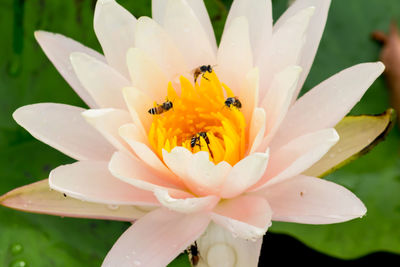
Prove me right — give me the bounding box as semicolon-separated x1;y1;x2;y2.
1;0;400;266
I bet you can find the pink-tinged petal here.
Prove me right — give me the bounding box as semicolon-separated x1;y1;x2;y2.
257;7;314;101
162;146;192;179
248;108;265;154
126;47;169;102
70;52;130;109
102;208;211;267
197;222;263;267
259;175;366;224
109;151;190;197
220;151;269;199
122;86;153;136
13;103;114;161
94;0;136;78
272;62;385;149
258;66;302;150
119;124;182;187
240;68;259;129
274;0;331;101
154;189;219;213
153;0;217;53
224;0;272;60
211;196;272;240
217;16;253;95
134;17;188;82
253;128;339;190
185;0;218;53
162;0;216;70
185;151;232;196
261;66;302;133
34;31;104;108
49;161;159;206
82;108;132;152
0;180;150;221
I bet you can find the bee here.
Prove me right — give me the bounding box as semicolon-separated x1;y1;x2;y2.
190;132;210;148
148;100;173;115
224;96;242;109
190;132;213;158
193;65;213;83
187;242;200;266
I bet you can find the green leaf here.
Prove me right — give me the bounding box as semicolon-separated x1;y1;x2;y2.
269;0;400;259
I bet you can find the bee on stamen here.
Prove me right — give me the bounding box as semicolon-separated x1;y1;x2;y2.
193;65;213;83
148;99;173;115
224;96;242;109
187;241;200;266
190;132;213;158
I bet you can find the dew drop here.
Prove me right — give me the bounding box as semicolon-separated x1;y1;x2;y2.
9;260;26;267
133;260;141;266
107;204;119;210
10;243;23;255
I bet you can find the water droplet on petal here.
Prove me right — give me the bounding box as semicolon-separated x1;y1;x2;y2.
107;204;119;210
133;260;141;266
10;243;23;255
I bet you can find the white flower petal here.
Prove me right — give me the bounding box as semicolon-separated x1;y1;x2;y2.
260;175;367;224
126;47;169;102
94;0;136;77
82;108;132;152
185;0;218;53
162;0;216;70
0;179;150;221
102;208;210;267
185;151;232;196
154;189;219;214
162;146;192;179
152;0;217;53
274;0;332;101
224;0;272;60
122;86;154;136
211;196;272;240
34;31;104;108
109;151;190;198
253;128;339;190
257;65;302;151
13;103;114;161
217;16;253;95
197;222;263;267
257;7;314;101
220;151;269;199
248;108;266;154
239;68;259;128
119;124;181;186
134;17;188;81
70;52;130;109
49;161;159;206
272;62;385;149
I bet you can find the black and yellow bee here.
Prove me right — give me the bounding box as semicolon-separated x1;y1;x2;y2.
193;65;213;83
190;132;213;158
224;96;242;109
190;132;210;148
148;100;173;115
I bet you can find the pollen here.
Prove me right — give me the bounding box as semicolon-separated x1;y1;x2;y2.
147;72;246;165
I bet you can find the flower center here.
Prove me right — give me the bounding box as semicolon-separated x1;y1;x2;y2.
147;71;246;165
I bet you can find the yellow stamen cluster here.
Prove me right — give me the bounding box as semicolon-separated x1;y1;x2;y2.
148;72;246;165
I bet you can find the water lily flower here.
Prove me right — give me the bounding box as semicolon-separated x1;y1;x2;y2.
0;0;388;266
